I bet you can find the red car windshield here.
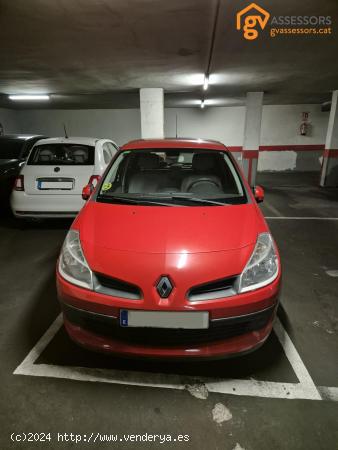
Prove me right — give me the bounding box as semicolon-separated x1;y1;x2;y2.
97;149;247;206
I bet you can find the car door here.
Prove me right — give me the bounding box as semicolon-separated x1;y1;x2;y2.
22;142;95;196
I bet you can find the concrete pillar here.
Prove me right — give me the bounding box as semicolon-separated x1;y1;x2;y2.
320;90;338;187
242;92;264;186
140;88;164;139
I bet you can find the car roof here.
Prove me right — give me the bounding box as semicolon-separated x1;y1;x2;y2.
34;136;99;146
0;134;45;141
122;138;228;151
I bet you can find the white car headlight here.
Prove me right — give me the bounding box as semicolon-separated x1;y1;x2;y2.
58;229;93;289
239;232;279;293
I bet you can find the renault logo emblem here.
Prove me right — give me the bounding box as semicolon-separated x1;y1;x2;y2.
156;276;173;298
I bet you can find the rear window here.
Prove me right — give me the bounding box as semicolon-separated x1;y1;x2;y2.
0;138;25;159
27;144;95;165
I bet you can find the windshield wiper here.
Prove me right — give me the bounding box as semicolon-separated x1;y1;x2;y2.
98;195;174;207
169;195;229;206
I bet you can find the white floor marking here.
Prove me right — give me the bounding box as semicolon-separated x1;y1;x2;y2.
273;319;321;400
186;383;209;399
265;217;338;220
14;316;336;402
263;201;282;218
14;315;64;374
318;386;338;401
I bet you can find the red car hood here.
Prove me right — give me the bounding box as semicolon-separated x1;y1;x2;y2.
77;202;264;254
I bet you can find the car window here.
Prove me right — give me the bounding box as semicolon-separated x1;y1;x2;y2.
0;139;24;159
106;142;118;154
27;144;95;165
97;149;247;206
103;149;111;165
102;143;112;165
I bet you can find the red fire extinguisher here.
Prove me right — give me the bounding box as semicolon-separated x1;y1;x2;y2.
300;112;309;136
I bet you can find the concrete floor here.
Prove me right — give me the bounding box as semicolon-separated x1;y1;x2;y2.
0;172;337;450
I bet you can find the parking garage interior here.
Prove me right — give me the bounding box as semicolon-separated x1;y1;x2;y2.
0;1;338;449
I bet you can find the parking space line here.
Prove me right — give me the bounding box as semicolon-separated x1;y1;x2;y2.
13;315;335;401
14;315;63;375
273;319;321;400
205;379;318;400
263;201;282;217
14;363;320;400
318;386;338;402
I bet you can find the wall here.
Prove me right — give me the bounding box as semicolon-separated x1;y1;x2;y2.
0;108;21;134
17;109;141;146
165;107;245;165
165;107;245;145
10;104;329;172
167;105;328;171
260;105;328;172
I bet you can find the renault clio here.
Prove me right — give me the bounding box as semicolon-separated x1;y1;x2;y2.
57;139;281;359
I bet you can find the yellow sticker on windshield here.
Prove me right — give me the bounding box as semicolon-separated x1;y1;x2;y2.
102;182;112;191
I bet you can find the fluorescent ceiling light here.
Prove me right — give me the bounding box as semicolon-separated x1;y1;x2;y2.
203;76;209;91
9;95;50;101
200;99;205;109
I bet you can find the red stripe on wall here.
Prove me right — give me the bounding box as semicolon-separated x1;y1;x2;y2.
259;145;325;152
242;150;259;159
323;149;338;158
227;145;325;153
227;146;242;152
228;145;338;159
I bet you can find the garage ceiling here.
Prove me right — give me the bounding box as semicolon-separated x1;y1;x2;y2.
0;0;337;108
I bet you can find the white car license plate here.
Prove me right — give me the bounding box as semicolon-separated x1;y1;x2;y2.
37;180;74;190
120;310;209;329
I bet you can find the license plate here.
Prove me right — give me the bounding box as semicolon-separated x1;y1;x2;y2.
37;179;74;190
120;310;209;329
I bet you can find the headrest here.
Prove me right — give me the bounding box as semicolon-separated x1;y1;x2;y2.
192;153;216;171
38;148;53;161
72;147;88;156
39;148;53;156
72;147;88;162
137;154;160;170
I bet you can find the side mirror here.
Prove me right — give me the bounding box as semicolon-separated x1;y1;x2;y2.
253;185;264;203
82;184;93;201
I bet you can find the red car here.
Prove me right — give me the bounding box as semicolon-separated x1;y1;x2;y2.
57;139;281;359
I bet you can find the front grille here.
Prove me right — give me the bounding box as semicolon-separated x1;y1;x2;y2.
188;276;238;301
63;303;275;348
94;273;142;300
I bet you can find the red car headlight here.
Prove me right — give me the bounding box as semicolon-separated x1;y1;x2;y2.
238;232;279;293
58;229;93;290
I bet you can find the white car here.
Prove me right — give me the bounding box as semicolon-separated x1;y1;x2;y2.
11;137;118;218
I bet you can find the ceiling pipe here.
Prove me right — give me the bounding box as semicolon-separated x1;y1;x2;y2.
205;0;221;82
201;0;221;107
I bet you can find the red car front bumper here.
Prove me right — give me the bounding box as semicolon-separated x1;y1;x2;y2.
57;271;280;359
